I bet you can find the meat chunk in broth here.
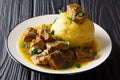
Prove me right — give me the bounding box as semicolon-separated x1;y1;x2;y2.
75;49;94;61
30;36;46;50
46;41;70;52
41;29;55;42
38;24;54;42
48;51;65;69
62;49;75;61
22;27;37;42
31;54;49;65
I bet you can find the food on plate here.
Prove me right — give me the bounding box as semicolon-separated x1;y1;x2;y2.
17;3;99;70
51;3;94;47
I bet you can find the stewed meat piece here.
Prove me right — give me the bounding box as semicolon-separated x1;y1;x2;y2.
75;49;94;61
22;27;37;42
30;36;46;50
38;24;54;42
62;49;75;61
41;29;55;42
31;50;49;65
67;4;88;24
31;54;48;65
46;41;70;52
48;51;65;69
48;49;75;69
73;12;88;24
67;3;82;17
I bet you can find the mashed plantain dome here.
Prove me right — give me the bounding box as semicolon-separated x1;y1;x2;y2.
51;4;94;47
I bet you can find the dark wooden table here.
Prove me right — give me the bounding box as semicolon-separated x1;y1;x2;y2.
0;0;120;80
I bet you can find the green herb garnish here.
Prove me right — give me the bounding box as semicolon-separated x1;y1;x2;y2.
83;45;92;49
92;50;98;56
77;12;83;17
63;61;73;69
55;50;62;54
64;41;70;46
20;42;26;48
20;42;29;48
49;30;55;35
55;36;62;41
67;16;75;24
58;10;63;14
75;64;81;68
45;28;49;32
37;49;42;53
67;17;72;24
67;17;72;20
42;52;48;56
29;47;38;54
52;19;57;24
50;19;57;27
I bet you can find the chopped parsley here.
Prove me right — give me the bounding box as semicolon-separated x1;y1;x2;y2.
63;60;77;69
20;42;29;48
92;50;98;56
63;61;73;69
67;16;75;24
75;64;81;68
45;28;49;32
55;36;62;41
52;19;57;24
55;50;62;54
58;10;63;14
67;17;72;24
50;19;57;27
49;30;55;35
77;11;83;17
67;16;72;20
20;42;26;48
64;41;70;46
37;49;42;53
29;47;38;54
42;52;48;56
29;47;42;54
83;45;92;49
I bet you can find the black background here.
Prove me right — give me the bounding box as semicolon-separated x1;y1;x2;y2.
0;0;120;80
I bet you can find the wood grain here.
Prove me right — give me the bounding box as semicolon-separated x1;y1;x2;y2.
0;0;120;80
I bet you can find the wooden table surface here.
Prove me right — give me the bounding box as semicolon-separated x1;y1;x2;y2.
0;0;120;80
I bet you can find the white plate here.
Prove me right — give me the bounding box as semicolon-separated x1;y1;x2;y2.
6;14;112;74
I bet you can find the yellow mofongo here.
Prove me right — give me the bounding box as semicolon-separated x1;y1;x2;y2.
51;12;94;47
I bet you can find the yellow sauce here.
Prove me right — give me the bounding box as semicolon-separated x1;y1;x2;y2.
17;24;99;70
18;33;33;63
